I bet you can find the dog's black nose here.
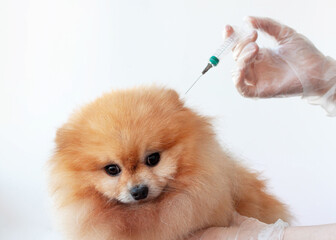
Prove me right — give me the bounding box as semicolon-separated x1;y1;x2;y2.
130;185;148;200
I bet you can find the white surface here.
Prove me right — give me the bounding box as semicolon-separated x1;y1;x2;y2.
1;0;335;239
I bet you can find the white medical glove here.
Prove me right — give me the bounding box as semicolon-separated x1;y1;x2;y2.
226;16;336;116
188;212;288;240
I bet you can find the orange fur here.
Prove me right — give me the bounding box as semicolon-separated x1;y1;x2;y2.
49;86;291;240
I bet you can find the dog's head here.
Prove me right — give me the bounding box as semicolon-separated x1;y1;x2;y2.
51;87;213;205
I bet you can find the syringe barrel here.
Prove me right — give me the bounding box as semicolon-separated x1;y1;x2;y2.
213;32;241;58
202;25;250;75
210;26;249;66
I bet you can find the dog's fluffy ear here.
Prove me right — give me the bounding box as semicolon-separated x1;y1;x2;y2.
165;88;184;108
152;87;183;108
55;123;78;151
55;125;66;149
165;88;180;101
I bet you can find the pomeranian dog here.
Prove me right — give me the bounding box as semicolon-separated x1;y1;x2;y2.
49;86;290;240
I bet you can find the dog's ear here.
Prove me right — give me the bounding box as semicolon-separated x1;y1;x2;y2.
55;125;68;150
55;123;79;151
163;88;185;109
165;88;179;100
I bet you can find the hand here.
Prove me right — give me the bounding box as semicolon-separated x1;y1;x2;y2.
187;212;336;240
226;16;336;100
187;212;288;240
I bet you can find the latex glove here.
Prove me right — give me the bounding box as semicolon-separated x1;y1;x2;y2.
188;212;288;240
226;16;336;116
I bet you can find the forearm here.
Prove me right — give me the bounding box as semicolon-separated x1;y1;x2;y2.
302;56;336;116
284;223;336;240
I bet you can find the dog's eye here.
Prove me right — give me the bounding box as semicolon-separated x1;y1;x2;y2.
145;152;160;167
104;164;121;176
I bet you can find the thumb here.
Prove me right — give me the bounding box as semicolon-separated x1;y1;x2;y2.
245;16;295;43
231;211;251;226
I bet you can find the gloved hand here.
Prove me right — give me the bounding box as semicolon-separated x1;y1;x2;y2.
188;212;288;240
226;16;336;116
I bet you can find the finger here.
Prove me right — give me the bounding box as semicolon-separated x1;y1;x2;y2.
223;25;234;39
232;69;256;98
233;30;258;60
231;212;250;226
236;42;259;69
197;227;232;240
234;43;259;97
236;75;257;98
186;230;204;240
245;16;295;42
236;42;259;86
223;25;239;52
232;42;258;84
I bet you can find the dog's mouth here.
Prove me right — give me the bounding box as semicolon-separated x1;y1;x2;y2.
113;185;171;205
114;195;160;206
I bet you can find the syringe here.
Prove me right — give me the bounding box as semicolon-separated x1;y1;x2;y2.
201;28;246;75
185;26;249;94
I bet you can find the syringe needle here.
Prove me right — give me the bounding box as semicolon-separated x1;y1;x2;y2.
185;24;248;95
185;63;213;95
185;74;203;95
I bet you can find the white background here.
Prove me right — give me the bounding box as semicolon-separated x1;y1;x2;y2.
1;0;336;239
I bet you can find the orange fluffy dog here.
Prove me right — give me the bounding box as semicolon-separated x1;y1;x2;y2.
49;87;290;240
